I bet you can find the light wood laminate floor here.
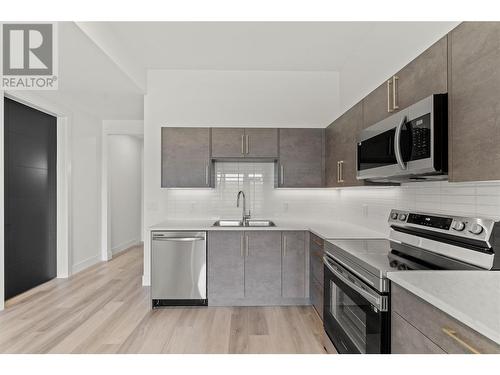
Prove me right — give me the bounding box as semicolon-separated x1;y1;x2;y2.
0;246;326;354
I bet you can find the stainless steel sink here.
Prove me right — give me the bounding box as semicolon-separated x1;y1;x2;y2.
213;220;243;227
212;219;276;227
246;220;276;227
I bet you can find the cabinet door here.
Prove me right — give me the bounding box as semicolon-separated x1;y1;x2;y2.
363;37;448;129
325;102;364;187
278;128;324;187
161;127;211;187
391;312;445;354
282;231;306;298
208;231;245;300
395;36;448;110
449;22;500;182
211;128;245;158
245;128;278;158
244;231;282;299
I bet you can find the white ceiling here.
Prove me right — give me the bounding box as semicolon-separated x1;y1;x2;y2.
13;22;459;122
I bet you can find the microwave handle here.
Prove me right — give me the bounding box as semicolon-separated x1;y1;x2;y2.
394;115;408;170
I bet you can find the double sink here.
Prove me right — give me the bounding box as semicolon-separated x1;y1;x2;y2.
213;219;276;227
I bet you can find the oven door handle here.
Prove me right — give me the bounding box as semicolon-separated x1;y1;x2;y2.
394;115;408;170
324;256;388;311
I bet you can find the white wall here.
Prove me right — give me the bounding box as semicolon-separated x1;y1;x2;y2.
68;111;103;274
108;135;143;255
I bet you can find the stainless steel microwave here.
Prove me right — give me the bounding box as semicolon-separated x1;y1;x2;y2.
357;94;448;183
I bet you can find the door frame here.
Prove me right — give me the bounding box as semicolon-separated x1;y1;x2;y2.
100;120;144;262
0;91;72;310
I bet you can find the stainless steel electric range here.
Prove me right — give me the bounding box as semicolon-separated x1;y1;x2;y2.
323;209;500;354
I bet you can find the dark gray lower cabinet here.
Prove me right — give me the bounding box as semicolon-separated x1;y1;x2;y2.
391;284;500;354
245;231;282;299
208;231;245;301
282;231;306;298
309;233;324;320
161;127;212;187
391;312;445;354
208;230;309;306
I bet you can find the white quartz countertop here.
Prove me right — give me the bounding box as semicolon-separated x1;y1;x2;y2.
148;218;386;240
388;271;500;345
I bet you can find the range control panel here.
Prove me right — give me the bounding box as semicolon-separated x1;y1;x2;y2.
388;209;495;242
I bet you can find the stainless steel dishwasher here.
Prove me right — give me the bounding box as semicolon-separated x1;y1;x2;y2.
151;231;207;307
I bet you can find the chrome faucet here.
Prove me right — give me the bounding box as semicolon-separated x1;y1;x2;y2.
236;190;251;225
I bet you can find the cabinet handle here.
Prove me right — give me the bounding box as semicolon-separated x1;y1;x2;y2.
280;164;284;185
245;235;249;257
240;233;244;257
241;135;245;154
205;163;209;185
442;328;480;354
387;79;393;113
283;235;287;257
339;161;344;183
336;161;340;183
245;135;249;155
392;75;399;110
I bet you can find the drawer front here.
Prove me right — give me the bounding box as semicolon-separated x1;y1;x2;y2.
392;284;500;354
391;312;445;354
310;277;323;320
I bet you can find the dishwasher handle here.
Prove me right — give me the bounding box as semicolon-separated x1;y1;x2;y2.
152;236;205;242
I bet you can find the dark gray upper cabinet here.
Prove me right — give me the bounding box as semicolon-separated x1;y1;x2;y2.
282;231;306;299
245;128;278;158
208;231;245;301
211;128;245;158
211;128;278;159
161;127;212;188
449;22;500;182
244;231;282;299
277;128;324;188
325;102;364;187
362;36;448;129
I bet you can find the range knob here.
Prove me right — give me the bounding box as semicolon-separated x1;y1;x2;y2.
399;214;407;221
452;221;466;231
397;264;408;270
391;212;399;220
468;223;484;235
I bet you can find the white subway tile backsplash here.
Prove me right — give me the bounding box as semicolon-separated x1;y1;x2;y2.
159;162;500;233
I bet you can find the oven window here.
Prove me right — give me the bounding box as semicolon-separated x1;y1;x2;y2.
329;280;368;353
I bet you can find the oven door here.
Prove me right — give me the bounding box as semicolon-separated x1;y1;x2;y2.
323;256;389;354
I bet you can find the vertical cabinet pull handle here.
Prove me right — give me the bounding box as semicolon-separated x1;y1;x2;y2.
280;164;284;185
240;234;244;257
283;235;287;257
241;135;245;154
205;163;209;185
442;328;481;354
392;75;399;110
245;135;249;154
245;235;249;257
337;161;340;183
387;79;393;113
339;161;344;183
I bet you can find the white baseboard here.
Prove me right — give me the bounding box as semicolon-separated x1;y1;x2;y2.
142;274;150;286
111;238;141;256
72;254;100;274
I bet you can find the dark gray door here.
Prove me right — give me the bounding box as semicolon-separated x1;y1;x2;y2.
161;127;211;187
244;231;281;299
278;128;324;187
4;98;57;300
211;128;245;158
208;231;245;300
244;128;278;158
282;231;306;298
